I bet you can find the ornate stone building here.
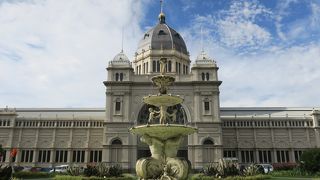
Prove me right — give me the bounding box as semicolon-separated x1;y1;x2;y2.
0;12;319;170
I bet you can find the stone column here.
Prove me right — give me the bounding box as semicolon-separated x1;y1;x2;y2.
273;149;277;163
67;150;72;164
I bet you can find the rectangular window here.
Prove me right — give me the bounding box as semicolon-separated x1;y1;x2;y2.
55;150;68;163
90;151;93;162
38;151;42;162
146;62;149;73
204;102;210;111
21;150;33;163
240;150;254;163
277;150;289;163
64;151;68;162
157;61;160;72
294;150;303;162
89;150;102;163
143;63;145;74
223;150;236;158
153;61;156;72
115;102;121;111
73;150;85;163
258;150;272;163
38;150;51;163
176;62;178;72
81;151;85;163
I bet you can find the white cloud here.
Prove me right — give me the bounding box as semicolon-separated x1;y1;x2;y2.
180;0;320;107
186;1;273;51
219;42;320;107
216;1;272;49
310;2;320;28
0;0;147;107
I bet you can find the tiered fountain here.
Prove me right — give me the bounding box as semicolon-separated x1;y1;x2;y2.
130;58;197;180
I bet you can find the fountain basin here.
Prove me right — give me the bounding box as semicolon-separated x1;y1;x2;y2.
130;124;197;141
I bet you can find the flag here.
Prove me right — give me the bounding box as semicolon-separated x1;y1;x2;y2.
10;148;17;157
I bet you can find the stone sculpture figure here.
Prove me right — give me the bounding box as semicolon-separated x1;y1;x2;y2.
167;109;177;123
159;58;167;75
159;106;168;124
137;134;189;179
148;107;159;123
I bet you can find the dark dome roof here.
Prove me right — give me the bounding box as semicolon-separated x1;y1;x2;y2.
137;14;188;55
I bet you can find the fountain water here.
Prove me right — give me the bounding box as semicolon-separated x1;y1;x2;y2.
130;58;197;179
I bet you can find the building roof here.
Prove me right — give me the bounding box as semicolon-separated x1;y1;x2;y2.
137;13;188;55
2;107;318;120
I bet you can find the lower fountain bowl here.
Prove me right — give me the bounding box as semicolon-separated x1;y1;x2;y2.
129;124;197;141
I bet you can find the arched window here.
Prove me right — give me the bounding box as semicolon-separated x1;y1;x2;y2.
203;139;214;145
168;61;172;72
206;72;209;81
111;139;122;164
115;73;119;81
203;138;214;163
201;73;205;81
111;139;122;145
137;104;187;125
120;73;123;81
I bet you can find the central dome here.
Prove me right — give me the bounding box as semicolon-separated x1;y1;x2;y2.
137;13;188;55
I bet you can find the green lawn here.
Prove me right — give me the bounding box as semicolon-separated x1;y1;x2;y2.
270;175;320;180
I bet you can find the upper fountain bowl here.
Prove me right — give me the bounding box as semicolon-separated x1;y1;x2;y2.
143;94;183;107
152;75;175;86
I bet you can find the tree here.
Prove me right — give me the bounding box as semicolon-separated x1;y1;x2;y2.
0;144;4;161
300;148;320;172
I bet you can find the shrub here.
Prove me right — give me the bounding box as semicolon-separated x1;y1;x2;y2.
54;174;137;180
13;171;52;178
191;173;271;180
67;165;83;176
94;163;123;177
13;166;24;172
219;160;239;177
108;164;122;177
0;165;12;180
270;169;320;178
300;148;320;172
202;163;219;176
84;165;99;177
202;160;240;177
54;175;82;180
272;163;297;170
96;162;109;177
242;164;262;176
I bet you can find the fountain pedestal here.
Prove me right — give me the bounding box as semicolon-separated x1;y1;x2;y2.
129;58;197;179
130;125;197;179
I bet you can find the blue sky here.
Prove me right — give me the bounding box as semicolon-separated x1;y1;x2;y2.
0;0;319;107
